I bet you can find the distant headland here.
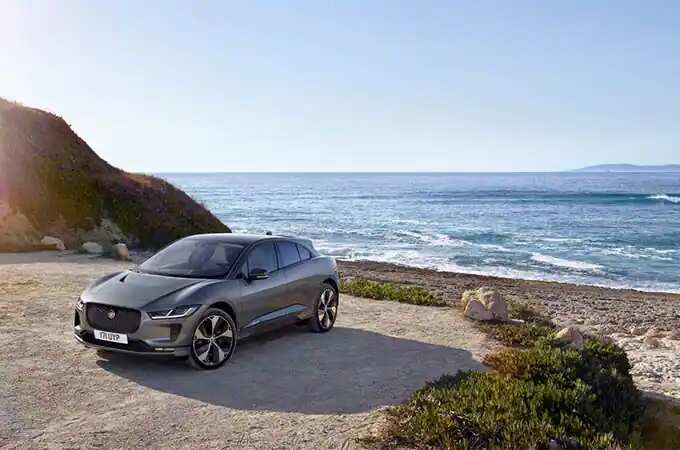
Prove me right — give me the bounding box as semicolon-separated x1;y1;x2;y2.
573;164;680;173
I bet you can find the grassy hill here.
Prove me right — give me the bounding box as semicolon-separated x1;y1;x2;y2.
0;98;229;250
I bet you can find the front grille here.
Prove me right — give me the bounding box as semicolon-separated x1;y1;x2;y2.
86;303;141;334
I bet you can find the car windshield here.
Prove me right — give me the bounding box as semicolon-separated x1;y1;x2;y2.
139;239;244;278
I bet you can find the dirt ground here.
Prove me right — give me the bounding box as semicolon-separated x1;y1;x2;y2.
0;252;492;449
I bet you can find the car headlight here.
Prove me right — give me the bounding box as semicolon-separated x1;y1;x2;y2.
76;298;85;311
148;305;199;320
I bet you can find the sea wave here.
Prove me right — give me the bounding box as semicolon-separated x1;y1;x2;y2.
531;253;604;271
647;194;680;204
393;230;513;252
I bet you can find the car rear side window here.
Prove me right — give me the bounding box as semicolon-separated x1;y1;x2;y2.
296;244;312;260
247;242;278;273
277;241;301;268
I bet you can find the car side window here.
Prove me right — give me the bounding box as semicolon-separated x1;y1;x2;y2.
296;244;312;260
247;242;278;273
277;241;301;268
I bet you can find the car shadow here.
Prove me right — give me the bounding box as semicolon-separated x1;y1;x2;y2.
96;325;484;414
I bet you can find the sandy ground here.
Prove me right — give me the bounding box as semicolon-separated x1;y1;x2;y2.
0;252;492;449
339;260;680;399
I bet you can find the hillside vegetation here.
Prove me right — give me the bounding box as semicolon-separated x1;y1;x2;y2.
0;98;229;250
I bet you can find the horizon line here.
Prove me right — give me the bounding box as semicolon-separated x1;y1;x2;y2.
143;169;679;175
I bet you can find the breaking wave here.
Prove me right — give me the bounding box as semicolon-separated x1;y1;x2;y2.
531;253;604;271
647;194;680;204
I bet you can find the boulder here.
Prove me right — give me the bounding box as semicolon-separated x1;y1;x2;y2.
461;287;508;321
478;288;508;320
111;243;130;260
40;235;65;251
464;298;493;321
555;326;584;350
81;241;104;254
77;219;127;246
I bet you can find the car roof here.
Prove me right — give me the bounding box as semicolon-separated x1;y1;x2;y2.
183;233;287;246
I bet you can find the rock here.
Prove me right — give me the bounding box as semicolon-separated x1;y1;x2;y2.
555;326;584;350
78;219;127;246
464;298;493;321
644;335;662;349
461;287;508;321
0;209;42;251
81;242;104;254
111;243;130;260
40;235;65;251
629;326;646;336
461;290;476;309
461;287;507;321
478;288;508;320
645;327;666;339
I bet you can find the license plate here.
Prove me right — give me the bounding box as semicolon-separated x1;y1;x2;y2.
94;329;128;344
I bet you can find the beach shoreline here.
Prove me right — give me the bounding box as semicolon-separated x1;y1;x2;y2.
339;259;680;399
338;259;680;301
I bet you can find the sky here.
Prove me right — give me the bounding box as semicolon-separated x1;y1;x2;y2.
2;1;679;172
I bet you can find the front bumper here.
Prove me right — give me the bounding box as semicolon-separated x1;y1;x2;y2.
73;330;190;356
73;303;203;358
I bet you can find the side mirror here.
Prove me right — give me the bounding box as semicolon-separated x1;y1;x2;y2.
248;268;269;281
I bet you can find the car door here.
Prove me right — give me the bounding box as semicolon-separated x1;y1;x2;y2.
275;241;306;306
236;242;289;331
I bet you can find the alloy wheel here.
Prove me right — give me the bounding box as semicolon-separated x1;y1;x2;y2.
317;288;338;330
192;314;234;367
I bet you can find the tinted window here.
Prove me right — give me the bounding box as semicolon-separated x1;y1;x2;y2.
140;239;243;278
235;260;248;279
297;244;312;260
247;243;278;273
277;241;301;268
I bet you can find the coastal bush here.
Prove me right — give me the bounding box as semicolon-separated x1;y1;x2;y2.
478;322;554;347
373;337;644;450
340;277;447;307
507;299;552;326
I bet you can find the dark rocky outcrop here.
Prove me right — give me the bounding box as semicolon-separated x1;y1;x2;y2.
0;98;229;251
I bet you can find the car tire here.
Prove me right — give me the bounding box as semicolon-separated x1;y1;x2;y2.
309;282;339;333
189;308;237;370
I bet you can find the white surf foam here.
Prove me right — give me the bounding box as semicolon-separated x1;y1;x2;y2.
531;253;603;271
648;194;680;204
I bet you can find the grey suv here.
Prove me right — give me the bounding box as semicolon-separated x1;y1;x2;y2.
74;234;340;369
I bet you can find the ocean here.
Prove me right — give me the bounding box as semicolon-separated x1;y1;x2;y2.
161;172;680;293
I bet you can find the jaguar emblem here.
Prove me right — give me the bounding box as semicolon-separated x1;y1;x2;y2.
107;309;117;320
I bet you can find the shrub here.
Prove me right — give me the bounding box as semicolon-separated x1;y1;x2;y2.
373;337;645;450
340;277;447;307
507;300;552;326
478;322;555;347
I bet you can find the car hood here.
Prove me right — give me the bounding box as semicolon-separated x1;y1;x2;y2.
82;271;209;310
